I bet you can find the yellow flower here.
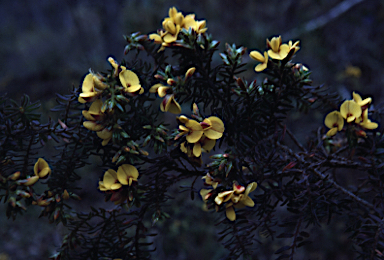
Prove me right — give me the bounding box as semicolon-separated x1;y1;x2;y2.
34;158;51;178
97;128;113;146
119;68;144;95
267;36;290;60
116;164;139;186
250;50;268;72
149;83;170;98
225;182;257;221
191;136;216;157
359;108;378;130
98;169;122;191
288;40;300;54
160;94;181;114
202;173;219;189
324;111;344;137
201;116;225;140
82;99;105;121
200;188;213;202
352;92;372;107
214;190;234;206
340;100;362;123
183;14;207;33
184;119;203;143
78;73;101;103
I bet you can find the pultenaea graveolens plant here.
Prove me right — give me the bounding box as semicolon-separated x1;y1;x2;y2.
1;6;384;260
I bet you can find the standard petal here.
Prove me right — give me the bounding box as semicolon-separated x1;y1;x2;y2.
119;164;139;180
103;169;118;188
119;70;140;88
82;73;94;93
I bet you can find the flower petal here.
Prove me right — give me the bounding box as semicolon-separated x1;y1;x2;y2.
225;206;236;221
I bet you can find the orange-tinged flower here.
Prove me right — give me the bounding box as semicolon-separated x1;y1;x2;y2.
34;158;51;178
116;164;139;186
324;111;344;136
160;94;181;114
250;50;268;72
119;68;144;95
98;169;122;191
201;116;225;140
267;36;290;60
340;100;362;123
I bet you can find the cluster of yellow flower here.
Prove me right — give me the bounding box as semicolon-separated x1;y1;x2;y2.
98;164;138;191
324;92;378;137
80;57;144;146
149;67;196;114
200;176;257;221
249;36;300;72
98;164;139;204
174;105;224;160
149;7;207;51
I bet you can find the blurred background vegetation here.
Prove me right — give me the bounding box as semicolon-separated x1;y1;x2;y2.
0;0;383;259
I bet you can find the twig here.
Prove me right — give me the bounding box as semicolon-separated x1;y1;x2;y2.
285;0;365;39
277;142;379;213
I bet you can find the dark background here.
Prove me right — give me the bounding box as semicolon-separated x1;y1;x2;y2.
0;0;383;259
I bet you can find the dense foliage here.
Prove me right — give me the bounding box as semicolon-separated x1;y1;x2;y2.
1;6;384;260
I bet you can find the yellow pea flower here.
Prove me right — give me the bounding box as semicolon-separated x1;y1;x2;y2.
202;173;219;189
340;100;362;123
214;190;234;206
34;158;51;178
82;99;104;121
119;68;144;95
225;182;257;221
201;116;225;140
250;50;268;72
267;36;290;60
183;14;207;33
324;111;344;136
116;164;139;186
160;94;181;114
98;169;122;191
149;83;170;98
96;128;113;146
78;73;101;103
184;119;203;143
359;108;378;130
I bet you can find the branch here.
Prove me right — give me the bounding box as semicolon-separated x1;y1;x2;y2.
277;142;379;214
285;0;365;39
